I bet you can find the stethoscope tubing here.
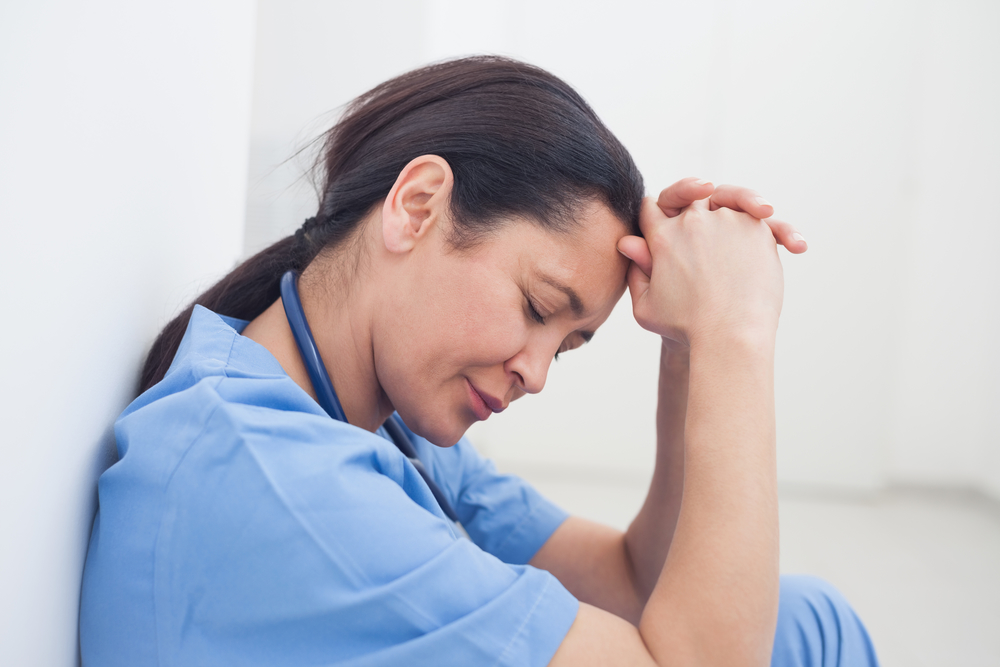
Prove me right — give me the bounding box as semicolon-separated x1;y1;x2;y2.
279;271;348;423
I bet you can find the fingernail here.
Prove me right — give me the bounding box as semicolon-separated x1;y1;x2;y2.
695;178;712;186
755;196;772;208
791;232;806;244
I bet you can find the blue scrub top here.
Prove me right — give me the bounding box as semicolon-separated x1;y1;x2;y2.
80;306;578;666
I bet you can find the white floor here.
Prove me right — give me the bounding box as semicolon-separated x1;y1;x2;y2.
511;468;1000;667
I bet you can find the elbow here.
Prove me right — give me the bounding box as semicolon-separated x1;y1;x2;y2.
639;597;779;667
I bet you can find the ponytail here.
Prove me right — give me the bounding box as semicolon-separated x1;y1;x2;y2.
139;235;302;393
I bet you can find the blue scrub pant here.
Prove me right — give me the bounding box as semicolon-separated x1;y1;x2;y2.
772;575;880;667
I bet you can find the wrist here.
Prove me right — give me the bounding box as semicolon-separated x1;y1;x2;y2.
660;338;691;373
687;299;780;348
688;323;776;360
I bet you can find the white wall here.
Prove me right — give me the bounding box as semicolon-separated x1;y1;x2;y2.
245;0;1000;498
0;2;256;665
885;0;1000;495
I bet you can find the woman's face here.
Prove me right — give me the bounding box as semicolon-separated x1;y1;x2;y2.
374;202;631;447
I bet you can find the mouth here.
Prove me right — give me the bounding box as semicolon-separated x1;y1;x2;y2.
466;379;505;421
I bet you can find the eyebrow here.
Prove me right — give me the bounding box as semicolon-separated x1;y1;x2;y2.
539;274;585;318
538;274;596;343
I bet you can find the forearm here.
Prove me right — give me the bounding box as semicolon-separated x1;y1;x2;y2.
624;340;689;603
548;330;781;667
639;330;779;667
549;188;790;666
535;341;689;624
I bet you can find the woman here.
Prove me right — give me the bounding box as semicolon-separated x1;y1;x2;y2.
80;57;878;666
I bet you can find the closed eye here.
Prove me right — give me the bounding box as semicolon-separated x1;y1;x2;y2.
526;298;546;325
555;331;595;361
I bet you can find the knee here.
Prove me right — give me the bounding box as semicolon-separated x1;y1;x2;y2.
778;574;850;621
772;575;879;667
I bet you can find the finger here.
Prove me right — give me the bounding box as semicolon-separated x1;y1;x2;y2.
708;183;775;219
638;196;669;238
764;218;808;253
617;235;653;277
688;195;711;211
656;177;714;217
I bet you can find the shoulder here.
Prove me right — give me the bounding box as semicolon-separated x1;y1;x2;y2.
124;305;319;417
110;305;412;507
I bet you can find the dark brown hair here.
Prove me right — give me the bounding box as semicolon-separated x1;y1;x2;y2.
139;56;644;393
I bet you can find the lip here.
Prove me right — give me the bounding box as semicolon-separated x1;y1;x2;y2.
466;379;505;421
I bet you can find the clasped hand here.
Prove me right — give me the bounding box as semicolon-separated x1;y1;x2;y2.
617;178;806;350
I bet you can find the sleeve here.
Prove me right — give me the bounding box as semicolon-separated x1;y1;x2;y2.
149;395;579;667
408;425;570;565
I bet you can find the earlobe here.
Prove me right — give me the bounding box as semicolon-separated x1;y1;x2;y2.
381;155;454;254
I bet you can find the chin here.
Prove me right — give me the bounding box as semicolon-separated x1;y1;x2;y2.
397;408;467;448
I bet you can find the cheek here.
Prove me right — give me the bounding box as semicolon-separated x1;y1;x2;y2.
454;285;536;368
409;266;527;367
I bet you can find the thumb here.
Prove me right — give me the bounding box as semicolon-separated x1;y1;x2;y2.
625;260;651;307
617;235;653;277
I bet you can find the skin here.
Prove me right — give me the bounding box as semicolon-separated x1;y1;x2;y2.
243;155;807;667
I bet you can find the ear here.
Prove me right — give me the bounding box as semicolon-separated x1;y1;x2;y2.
381;155;454;254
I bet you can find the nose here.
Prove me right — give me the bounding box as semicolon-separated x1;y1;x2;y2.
504;342;555;396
